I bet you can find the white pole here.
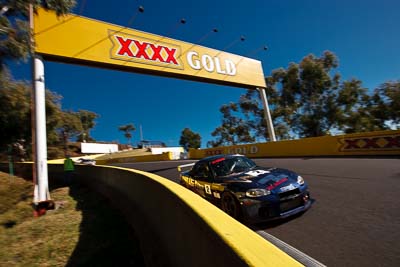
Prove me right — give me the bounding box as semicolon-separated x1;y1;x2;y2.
258;87;276;142
33;56;50;203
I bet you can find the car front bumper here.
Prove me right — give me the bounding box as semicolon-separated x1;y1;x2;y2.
240;191;311;223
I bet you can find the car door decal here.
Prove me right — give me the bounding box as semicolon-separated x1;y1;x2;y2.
205;184;212;194
213;192;221;199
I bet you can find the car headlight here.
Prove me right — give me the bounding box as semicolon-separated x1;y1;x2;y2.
297;175;305;185
246;188;271;198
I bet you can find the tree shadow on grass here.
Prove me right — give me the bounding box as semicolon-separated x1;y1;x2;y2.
51;179;146;267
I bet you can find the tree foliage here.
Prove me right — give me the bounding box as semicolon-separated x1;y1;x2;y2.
372;81;400;127
118;124;136;145
179;128;201;151
209;51;399;146
0;69;31;148
335;79;386;133
271;51;341;137
58;111;82;140
0;1;104;159
207;102;255;147
76;110;98;142
0;70;99;157
0;0;76;70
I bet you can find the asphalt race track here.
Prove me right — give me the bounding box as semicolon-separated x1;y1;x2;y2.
113;158;400;267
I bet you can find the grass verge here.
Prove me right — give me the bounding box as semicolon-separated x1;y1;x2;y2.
0;171;145;266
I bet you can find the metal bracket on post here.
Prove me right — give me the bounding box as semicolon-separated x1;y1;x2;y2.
257;87;276;142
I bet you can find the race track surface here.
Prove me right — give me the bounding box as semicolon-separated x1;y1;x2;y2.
113;158;400;267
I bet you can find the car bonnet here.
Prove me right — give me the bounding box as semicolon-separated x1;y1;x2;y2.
227;167;298;189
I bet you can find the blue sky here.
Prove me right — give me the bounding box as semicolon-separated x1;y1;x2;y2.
11;0;400;147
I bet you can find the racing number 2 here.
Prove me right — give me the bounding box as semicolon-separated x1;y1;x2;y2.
205;184;221;199
204;184;212;194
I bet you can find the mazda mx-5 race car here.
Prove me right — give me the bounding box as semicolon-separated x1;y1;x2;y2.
75;158;96;165
178;154;311;223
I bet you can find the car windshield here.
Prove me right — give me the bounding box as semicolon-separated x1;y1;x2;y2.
210;156;256;177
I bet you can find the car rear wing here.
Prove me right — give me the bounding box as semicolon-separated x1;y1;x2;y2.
177;162;195;172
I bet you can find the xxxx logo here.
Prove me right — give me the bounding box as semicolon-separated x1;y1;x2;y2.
339;135;400;151
109;30;183;69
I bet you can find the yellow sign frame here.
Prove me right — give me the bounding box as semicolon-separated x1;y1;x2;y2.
33;8;266;88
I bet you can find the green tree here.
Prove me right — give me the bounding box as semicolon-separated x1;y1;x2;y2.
236;86;289;141
207;103;255;147
335;79;387;133
0;1;85;156
57;110;82;155
179;128;201;150
285;51;341;137
0;70;98;158
210;51;342;147
119;124;136;146
210;51;398;146
0;1;105;159
45;88;64;145
0;71;64;149
0;0;76;71
0;70;31;150
255;52;342;138
372;81;400;127
76;110;98;142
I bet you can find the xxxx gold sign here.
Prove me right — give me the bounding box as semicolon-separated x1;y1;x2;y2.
33;8;266;88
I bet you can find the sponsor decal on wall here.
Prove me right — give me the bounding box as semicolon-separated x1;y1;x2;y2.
338;134;400;151
227;145;259;155
205;145;260;156
205;149;224;156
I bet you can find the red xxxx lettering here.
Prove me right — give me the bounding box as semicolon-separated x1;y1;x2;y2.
115;35;178;65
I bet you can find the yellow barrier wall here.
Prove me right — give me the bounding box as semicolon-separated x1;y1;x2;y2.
95;152;173;165
190;130;400;159
0;163;302;267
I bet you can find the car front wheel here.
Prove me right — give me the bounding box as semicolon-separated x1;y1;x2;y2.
221;192;241;220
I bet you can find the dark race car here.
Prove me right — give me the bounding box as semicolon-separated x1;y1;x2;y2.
75;158;96;165
178;154;311;223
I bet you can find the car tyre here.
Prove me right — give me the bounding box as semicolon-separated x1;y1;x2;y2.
221;192;242;220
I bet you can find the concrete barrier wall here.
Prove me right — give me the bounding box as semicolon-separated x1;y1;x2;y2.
189;130;400;159
150;147;184;159
0;163;302;267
